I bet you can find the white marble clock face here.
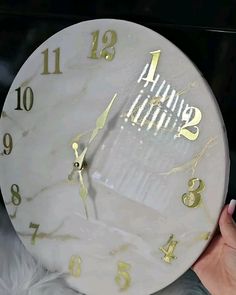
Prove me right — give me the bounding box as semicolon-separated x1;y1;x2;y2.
0;19;229;295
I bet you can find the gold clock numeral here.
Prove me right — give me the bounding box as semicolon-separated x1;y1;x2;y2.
15;87;34;111
11;184;22;206
182;178;205;208
115;261;131;291
89;30;117;61
142;50;161;83
68;255;82;278
177;106;202;141
100;30;117;61
41;48;62;75
29;222;40;245
160;234;178;263
89;30;99;59
3;133;13;155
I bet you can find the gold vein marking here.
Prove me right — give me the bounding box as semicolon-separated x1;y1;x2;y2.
177;81;198;96
160;137;217;176
0;112;25;132
1;111;7;117
26;179;68;202
185;231;211;248
18;221;80;242
199;232;211;240
201;199;215;224
20;71;38;88
9;208;18;219
109;243;133;256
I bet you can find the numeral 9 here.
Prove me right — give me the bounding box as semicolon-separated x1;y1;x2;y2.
3;133;13;155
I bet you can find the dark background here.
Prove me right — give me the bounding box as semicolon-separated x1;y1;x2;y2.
0;0;236;213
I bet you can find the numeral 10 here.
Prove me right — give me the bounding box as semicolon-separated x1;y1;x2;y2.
15;87;34;111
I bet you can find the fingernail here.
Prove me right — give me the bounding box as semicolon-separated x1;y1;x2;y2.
228;199;236;215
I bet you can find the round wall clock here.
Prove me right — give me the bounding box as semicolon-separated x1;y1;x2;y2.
0;19;229;295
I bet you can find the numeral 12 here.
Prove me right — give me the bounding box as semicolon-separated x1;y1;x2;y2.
89;30;117;61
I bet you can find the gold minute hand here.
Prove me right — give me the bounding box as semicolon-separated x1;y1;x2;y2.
74;93;117;169
88;93;117;144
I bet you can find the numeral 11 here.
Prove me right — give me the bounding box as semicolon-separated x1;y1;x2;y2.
41;48;62;75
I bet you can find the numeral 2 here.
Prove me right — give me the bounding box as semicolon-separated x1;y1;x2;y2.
177;106;202;141
89;30;117;61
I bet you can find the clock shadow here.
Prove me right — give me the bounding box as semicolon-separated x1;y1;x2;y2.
85;112;121;220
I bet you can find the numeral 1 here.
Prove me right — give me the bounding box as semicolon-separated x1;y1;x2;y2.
29;222;40;245
15;87;34;111
41;48;62;75
11;184;22;206
143;50;161;83
89;30;117;61
3;133;13;155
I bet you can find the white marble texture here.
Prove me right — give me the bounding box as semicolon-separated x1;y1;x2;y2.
0;19;229;295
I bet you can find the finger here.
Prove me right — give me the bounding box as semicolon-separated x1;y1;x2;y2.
219;199;236;248
192;234;222;275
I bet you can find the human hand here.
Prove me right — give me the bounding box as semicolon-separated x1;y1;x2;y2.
192;199;236;295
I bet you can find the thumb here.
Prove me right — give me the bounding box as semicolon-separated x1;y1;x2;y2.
219;199;236;248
